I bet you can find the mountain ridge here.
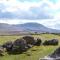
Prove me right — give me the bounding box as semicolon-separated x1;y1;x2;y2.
0;22;60;33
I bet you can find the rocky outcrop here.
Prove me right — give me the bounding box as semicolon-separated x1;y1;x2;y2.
0;46;5;56
2;41;13;51
22;36;35;45
35;38;42;46
49;47;60;58
40;47;60;60
43;39;58;45
1;36;59;55
12;38;27;52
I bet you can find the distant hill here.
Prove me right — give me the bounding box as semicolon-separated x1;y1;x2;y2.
0;23;60;35
14;23;60;33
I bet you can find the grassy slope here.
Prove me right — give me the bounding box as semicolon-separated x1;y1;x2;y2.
0;34;60;60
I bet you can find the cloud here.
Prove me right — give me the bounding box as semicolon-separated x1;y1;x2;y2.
0;0;55;19
39;19;60;30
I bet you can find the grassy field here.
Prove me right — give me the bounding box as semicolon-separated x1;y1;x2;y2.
0;34;60;60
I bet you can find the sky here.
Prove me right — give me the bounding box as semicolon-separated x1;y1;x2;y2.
0;0;60;29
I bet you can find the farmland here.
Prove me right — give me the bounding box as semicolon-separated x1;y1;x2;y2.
0;34;60;60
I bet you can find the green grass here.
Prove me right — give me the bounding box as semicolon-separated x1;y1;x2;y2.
0;36;22;44
0;34;60;60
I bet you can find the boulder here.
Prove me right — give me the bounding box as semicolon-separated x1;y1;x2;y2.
27;44;33;48
0;46;5;56
40;56;56;60
40;47;60;60
49;47;60;58
43;39;58;45
2;41;13;51
35;38;42;46
12;38;27;52
22;36;35;45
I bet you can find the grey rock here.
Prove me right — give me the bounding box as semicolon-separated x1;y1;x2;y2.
12;38;27;52
49;47;60;58
35;38;42;46
0;46;5;56
2;41;13;51
43;39;58;45
22;36;35;45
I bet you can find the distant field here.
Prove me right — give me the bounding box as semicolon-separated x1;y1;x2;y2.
0;34;60;60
